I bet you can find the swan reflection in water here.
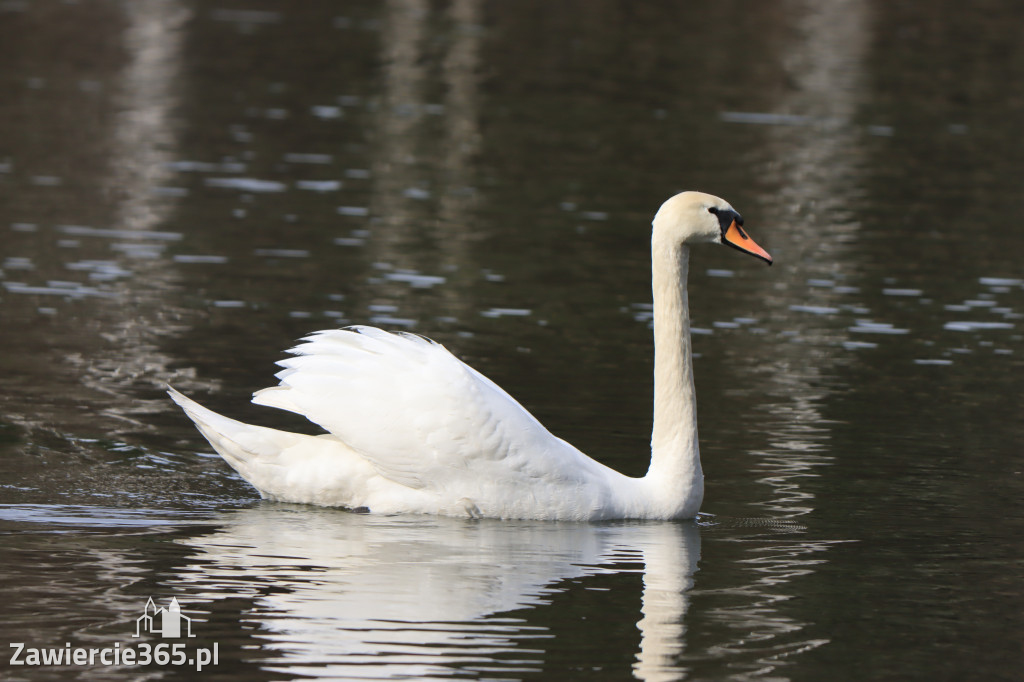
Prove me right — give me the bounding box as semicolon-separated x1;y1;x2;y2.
171;506;700;680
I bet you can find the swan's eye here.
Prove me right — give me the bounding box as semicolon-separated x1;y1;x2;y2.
708;206;736;234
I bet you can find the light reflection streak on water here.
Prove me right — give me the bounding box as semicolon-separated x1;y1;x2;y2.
82;0;205;412
755;391;837;519
687;2;869;676
0;504;211;528
47;0;227;432
723;0;868;521
0;1;217;436
0;1;216;433
357;0;482;330
697;539;845;679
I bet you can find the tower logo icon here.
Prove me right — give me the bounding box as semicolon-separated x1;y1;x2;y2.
133;597;196;638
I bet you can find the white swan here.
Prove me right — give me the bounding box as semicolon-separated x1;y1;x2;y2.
170;191;772;520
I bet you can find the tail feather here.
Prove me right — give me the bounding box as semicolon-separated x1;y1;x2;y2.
168;386;302;481
168;386;380;508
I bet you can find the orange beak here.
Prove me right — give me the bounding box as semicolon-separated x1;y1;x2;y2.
723;221;773;265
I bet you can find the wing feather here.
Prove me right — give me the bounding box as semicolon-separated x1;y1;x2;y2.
251;327;601;494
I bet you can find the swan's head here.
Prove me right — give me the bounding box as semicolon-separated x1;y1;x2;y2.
653;191;772;265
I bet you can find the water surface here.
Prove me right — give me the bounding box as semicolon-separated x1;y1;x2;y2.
1;1;1022;680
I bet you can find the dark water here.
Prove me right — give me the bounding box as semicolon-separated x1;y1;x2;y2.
1;1;1022;680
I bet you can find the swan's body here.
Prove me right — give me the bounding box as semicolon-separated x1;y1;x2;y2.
171;191;772;520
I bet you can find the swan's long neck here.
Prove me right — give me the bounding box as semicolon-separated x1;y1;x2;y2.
645;235;703;515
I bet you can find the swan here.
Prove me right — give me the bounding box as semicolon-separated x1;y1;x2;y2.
169;191;772;520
